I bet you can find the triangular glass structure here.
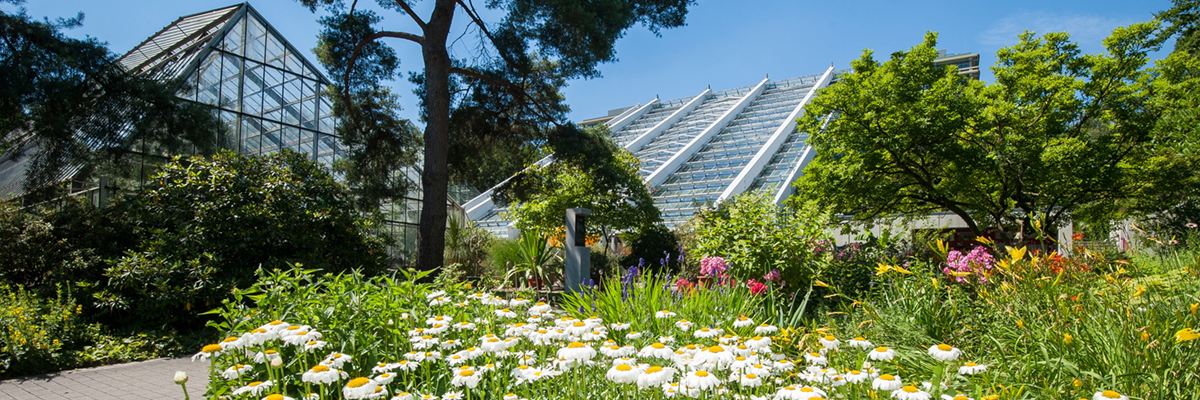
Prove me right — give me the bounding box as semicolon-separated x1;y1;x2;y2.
117;3;342;165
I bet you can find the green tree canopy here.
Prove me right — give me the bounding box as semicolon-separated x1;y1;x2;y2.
497;125;660;242
298;0;695;271
795;27;1173;238
0;1;223;197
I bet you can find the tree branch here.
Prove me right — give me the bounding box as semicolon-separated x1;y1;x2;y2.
339;30;425;130
394;1;428;31
448;66;565;128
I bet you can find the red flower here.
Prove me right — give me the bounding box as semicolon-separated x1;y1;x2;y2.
1072;233;1084;241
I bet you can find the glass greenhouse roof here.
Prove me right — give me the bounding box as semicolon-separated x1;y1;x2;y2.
466;67;848;233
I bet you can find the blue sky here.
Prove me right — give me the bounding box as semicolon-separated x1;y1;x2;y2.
11;0;1175;125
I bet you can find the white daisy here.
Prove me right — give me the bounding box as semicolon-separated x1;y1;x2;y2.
803;352;827;366
940;394;974;400
958;362;987;375
892;385;932;400
392;392;415;400
1093;391;1129;400
693;327;721;339
192;344;224;361
675;319;694;331
844;369;869;384
557;341;596;361
927;344;962;361
625;331;644;340
847;336;873;350
637;365;677;389
324;352;353;368
509;297;530;307
872;374;903;391
374;372;397;385
495;308;518;319
303;365;348;385
232;380;273;397
221;363;253;379
655;310;677;319
818;335;840;350
681;369;722;390
606;363;642;383
609;322;631;331
450;368;482;388
639;342;676;359
303;340;328;352
739;373;763;387
753;324;778;335
733;316;755;328
868;347;896;361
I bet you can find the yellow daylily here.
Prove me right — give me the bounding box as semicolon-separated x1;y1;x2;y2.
1133;285;1146;297
875;263;892;276
976;236;994;245
1176;328;1200;343
891;265;912;274
813;280;831;288
1005;246;1027;262
1063;333;1072;344
1190;303;1197;316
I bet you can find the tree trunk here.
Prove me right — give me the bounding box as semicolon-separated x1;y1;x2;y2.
415;0;456;272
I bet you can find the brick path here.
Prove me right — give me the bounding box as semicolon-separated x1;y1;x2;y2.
0;357;210;400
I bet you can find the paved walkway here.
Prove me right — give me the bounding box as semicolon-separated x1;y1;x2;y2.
0;357;210;400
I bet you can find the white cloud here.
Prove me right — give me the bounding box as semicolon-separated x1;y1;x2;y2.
979;12;1134;48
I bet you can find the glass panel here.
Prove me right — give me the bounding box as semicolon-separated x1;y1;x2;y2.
196;53;221;106
265;34;285;68
218;53;241;111
262;67;284;122
242;61;265;116
316;133;335;166
284;47;304;73
246;16;267;63
319;115;335;135
260;120;281;154
221;17;245;55
281;125;300;152
298;129;316;160
219;111;238;150
282;74;302;125
176;71;197;101
240;117;262;155
301;78;318;130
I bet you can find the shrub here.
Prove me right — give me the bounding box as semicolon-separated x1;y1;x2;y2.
690;191;831;290
0;283;91;377
619;223;681;274
93;150;390;329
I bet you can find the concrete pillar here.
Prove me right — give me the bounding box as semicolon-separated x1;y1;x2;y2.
564;208;592;294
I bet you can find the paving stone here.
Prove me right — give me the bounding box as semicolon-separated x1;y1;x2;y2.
0;358;209;400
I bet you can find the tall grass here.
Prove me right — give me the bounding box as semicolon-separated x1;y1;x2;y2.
560;272;764;333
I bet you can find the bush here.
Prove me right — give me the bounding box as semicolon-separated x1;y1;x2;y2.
92;149;391;329
619;223;681;274
0;283;91;377
690;191;830;289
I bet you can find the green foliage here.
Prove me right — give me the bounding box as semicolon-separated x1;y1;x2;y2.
0;3;224;196
0;283;91;377
620;223;682;274
796;27;1171;237
92;150;390;329
561;272;765;333
498;126;661;238
1158;0;1200;56
497;230;563;290
691;191;831;289
444;212;495;277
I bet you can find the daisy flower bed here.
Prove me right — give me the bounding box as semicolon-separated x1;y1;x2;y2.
193;268;1128;400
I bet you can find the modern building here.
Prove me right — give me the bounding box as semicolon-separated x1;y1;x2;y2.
0;3;427;260
465;66;848;235
934;50;981;80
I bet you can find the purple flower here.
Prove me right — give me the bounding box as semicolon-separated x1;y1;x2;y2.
763;269;781;282
945;246;995;284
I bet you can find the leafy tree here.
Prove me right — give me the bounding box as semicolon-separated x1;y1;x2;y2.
95;150;390;328
497;126;660;246
794;28;1168;239
297;0;695;271
0;1;223;197
1158;0;1200;56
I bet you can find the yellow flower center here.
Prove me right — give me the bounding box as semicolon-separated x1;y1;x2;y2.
824;335;835;341
965;362;978;366
737;345;748;350
269;320;283;325
286;326;300;331
347;377;370;388
248;381;263;387
902;386;919;393
459;370;475;377
518;365;529;370
645;366;663;373
567;342;585;348
696;371;709;377
374;387;382;393
954;396;969;400
296;331;308;335
201;344;223;353
1102;391;1122;399
850;369;860;374
810;352;821;357
265;350;276;354
736;356;746;361
937;344;953;351
616;364;633;371
880;374;895;381
312;365;330;372
265;395;285;400
223;336;239;343
573;321;586;327
652;343;665;349
307;341;317;346
708;345;725;352
875;347;889;352
854;336;866;341
801;387;814;392
536;302;546;306
251;329;267;334
333;353;342;358
501;308;511;312
745;373;757;379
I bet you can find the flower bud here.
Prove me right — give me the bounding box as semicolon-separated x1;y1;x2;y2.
270;357;284;368
173;371;188;384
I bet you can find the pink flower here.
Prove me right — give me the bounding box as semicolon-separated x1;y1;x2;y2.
747;279;767;295
945;246;995;284
763;269;781;282
700;256;728;276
